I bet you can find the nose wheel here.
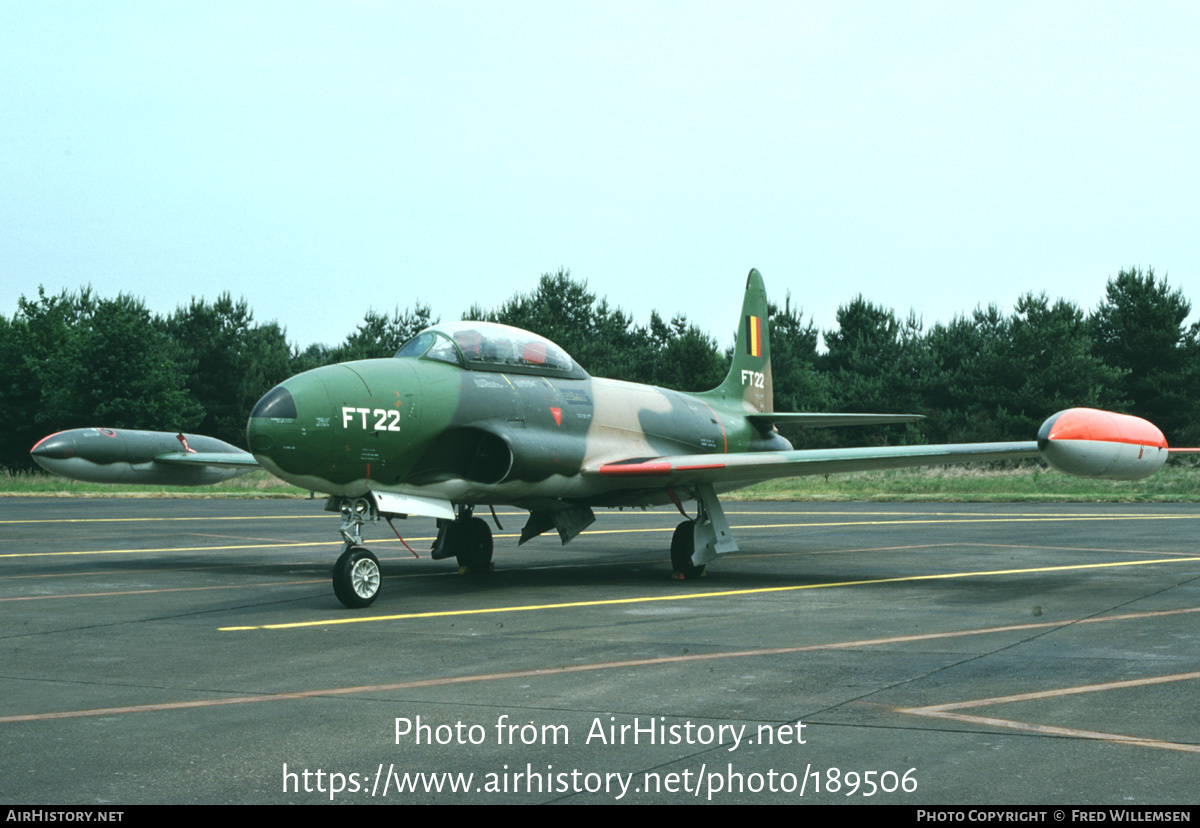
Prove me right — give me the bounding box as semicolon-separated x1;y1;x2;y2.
333;545;382;608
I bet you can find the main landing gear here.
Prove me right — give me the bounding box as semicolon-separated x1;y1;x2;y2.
431;507;494;574
669;484;739;581
670;521;705;580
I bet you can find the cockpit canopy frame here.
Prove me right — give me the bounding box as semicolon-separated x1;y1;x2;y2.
395;321;589;380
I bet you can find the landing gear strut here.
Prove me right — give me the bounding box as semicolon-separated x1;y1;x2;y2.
324;492;463;608
670;484;738;580
331;496;384;608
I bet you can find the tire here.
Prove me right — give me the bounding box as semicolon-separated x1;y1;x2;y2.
670;520;705;579
333;546;381;608
455;517;494;573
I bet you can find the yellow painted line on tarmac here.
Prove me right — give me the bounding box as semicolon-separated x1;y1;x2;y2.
605;512;1200;532
899;672;1200;754
0;511;531;526
7;605;1200;725
0;579;329;601
220;555;1200;630
732;510;1200;519
955;542;1200;558
0;514;334;525
0;539;380;559
572;513;1200;539
0;536;453;560
6;507;1195;527
732;513;1200;529
5;511;1198;560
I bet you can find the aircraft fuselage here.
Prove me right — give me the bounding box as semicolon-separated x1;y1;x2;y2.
246;356;788;508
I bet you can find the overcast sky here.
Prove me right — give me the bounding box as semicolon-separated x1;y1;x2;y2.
3;2;1197;354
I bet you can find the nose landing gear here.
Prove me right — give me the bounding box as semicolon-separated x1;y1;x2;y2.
331;496;384;608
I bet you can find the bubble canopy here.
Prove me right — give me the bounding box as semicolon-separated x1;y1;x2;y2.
394;321;588;379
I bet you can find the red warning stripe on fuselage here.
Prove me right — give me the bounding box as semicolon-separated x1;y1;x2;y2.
597;461;673;476
596;460;727;476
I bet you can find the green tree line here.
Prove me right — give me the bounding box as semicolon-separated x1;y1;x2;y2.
2;267;1197;471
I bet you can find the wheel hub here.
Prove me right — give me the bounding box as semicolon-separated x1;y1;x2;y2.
350;557;380;598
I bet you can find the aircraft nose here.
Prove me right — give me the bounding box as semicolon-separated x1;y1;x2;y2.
247;373;336;479
246;385;298;453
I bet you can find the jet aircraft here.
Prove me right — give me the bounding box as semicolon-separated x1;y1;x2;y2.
31;270;1190;608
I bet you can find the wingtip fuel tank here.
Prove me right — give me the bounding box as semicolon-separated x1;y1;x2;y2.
31;428;257;486
1037;408;1170;480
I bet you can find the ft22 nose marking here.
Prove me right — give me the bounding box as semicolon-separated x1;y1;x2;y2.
342;407;402;431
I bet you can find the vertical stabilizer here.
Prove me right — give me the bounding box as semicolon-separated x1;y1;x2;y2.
707;268;773;413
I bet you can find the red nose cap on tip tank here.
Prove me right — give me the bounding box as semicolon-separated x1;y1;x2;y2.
1037;408;1169;480
1038;407;1167;450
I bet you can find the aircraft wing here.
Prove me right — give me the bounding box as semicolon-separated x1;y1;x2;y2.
748;412;925;429
150;451;261;469
593;407;1182;487
593;441;1041;487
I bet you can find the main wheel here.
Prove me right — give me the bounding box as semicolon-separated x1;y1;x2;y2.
333;546;381;608
670;521;705;580
455;517;494;574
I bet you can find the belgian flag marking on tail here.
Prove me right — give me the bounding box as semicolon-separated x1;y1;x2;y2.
745;315;763;358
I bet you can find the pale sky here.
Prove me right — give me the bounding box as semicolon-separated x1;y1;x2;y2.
3;2;1198;353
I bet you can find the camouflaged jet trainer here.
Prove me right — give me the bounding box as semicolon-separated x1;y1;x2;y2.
32;269;1191;608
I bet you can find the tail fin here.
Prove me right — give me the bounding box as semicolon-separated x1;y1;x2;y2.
706;268;773;413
